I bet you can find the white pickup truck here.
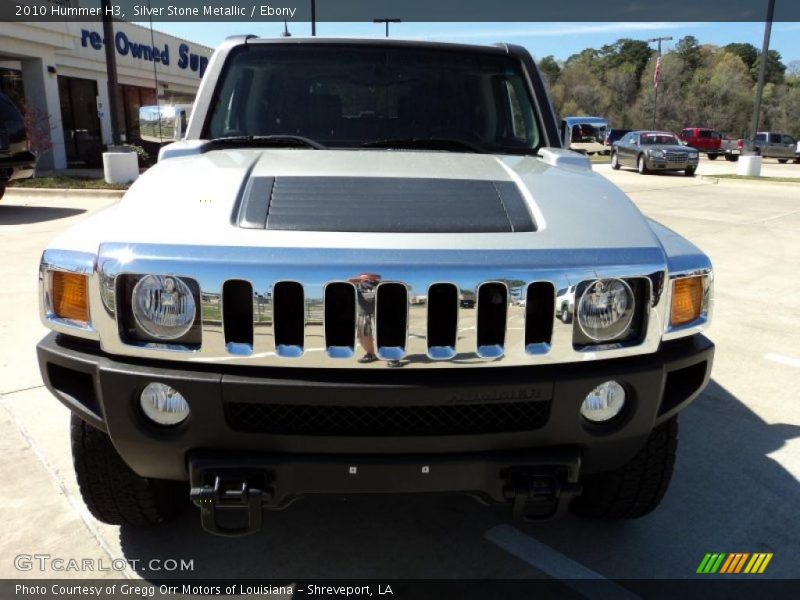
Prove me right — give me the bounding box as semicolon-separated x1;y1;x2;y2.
37;37;714;536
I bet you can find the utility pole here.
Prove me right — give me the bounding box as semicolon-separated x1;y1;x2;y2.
373;18;401;38
282;20;291;37
747;0;776;153
647;36;673;130
311;0;316;36
101;0;122;146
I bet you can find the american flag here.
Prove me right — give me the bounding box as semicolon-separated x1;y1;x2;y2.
654;56;662;89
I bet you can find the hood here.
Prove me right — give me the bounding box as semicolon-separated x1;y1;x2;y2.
50;148;663;255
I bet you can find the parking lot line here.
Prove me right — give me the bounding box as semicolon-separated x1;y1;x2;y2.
485;524;641;599
764;353;800;369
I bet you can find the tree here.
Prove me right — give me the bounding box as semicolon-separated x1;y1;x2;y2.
538;55;561;85
752;49;786;85
674;36;702;73
599;38;653;82
724;43;759;72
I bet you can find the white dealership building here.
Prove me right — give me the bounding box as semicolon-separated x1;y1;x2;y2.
0;16;212;169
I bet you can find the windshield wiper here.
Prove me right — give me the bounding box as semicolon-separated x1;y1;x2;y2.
207;135;326;150
361;137;487;154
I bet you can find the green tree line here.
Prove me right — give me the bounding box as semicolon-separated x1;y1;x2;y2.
538;36;800;139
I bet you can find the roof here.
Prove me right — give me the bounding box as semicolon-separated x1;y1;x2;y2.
234;36;512;55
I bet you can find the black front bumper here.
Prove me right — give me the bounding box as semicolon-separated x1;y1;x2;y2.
38;333;713;502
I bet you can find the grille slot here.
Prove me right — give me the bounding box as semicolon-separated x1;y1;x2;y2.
222;280;254;354
665;152;687;164
376;283;408;360
477;282;508;357
272;281;304;357
225;399;551;436
324;282;357;358
525;282;555;354
426;283;459;359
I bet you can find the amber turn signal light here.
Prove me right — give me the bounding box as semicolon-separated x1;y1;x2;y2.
671;277;704;326
52;272;89;323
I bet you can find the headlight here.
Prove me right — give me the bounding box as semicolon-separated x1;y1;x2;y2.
577;278;635;341
649;149;665;158
132;274;196;340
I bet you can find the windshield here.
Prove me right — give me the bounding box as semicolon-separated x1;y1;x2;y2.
641;133;680;145
204;44;540;154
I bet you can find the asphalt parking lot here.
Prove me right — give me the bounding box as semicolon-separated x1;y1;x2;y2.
1;160;798;585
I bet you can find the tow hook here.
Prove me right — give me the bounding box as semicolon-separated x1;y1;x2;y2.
503;468;582;521
189;474;268;537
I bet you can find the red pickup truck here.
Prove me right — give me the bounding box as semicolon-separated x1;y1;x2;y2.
679;127;723;160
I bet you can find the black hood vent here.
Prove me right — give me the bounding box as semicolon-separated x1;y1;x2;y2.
235;176;535;233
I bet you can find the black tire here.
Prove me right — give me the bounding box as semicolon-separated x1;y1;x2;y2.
724;154;738;162
684;166;696;177
610;151;621;170
637;154;648;175
0;185;5;200
71;414;187;526
708;154;718;160
570;417;678;519
778;159;788;164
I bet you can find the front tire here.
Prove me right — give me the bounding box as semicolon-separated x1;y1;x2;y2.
637;154;648;175
778;159;788;164
708;154;718;160
611;152;621;170
685;166;697;177
71;415;187;526
724;154;738;162
570;417;678;519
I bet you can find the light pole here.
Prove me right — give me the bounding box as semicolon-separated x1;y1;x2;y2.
101;0;121;146
647;36;673;130
373;18;401;38
747;0;776;153
310;0;316;36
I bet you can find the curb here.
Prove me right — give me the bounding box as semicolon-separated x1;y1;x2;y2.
4;187;127;200
698;175;800;186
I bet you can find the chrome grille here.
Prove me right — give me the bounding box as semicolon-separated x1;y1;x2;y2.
665;152;688;164
93;244;669;369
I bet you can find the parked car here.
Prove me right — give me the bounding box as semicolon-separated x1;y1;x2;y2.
605;128;631;152
36;37;714;536
0;92;37;199
611;131;699;176
721;132;797;162
561;116;608;155
679;127;723;159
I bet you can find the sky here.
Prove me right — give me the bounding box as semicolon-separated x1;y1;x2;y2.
149;21;800;64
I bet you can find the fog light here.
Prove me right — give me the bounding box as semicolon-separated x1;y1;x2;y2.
580;381;626;423
139;382;190;426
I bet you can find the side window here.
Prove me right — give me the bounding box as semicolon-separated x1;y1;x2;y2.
698;130;711;138
755;133;766;142
782;135;794;145
769;133;781;142
680;129;691;138
504;81;527;141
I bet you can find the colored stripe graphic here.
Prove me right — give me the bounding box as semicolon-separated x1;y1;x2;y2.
697;553;727;574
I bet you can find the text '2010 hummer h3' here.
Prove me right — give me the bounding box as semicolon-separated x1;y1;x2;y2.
37;37;714;536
